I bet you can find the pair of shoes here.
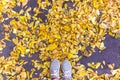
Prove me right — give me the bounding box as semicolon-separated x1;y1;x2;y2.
50;59;72;80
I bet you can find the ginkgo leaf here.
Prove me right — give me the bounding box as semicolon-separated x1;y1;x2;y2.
93;0;99;9
18;45;26;54
68;53;73;59
88;62;101;69
19;16;27;22
63;26;71;32
46;43;58;51
12;37;19;45
0;74;3;80
99;42;106;50
20;71;27;78
54;34;61;39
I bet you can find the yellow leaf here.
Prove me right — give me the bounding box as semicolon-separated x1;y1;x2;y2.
21;0;28;6
40;24;46;30
63;26;71;32
79;70;87;77
70;49;77;54
99;42;106;50
19;16;26;22
20;72;27;78
99;28;104;35
49;38;54;43
93;0;99;9
91;17;97;25
12;37;19;45
88;62;101;69
15;66;22;73
0;74;3;80
54;34;61;39
46;43;58;51
68;53;73;59
18;45;26;54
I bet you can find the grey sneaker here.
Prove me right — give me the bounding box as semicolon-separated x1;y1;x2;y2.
50;59;60;79
62;60;72;80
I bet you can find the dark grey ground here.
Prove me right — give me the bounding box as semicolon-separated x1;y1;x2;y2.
0;0;120;79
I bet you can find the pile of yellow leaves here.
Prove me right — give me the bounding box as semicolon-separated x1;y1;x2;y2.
0;0;120;79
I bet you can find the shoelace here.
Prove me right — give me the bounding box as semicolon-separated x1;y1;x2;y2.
51;70;59;78
63;71;72;77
